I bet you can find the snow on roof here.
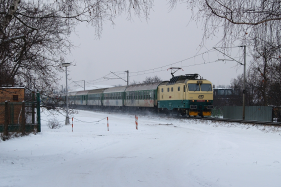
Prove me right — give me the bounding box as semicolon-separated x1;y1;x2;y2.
68;85;113;92
125;82;162;91
104;86;127;93
0;87;25;89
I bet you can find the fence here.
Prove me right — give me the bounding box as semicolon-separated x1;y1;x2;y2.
0;92;41;138
222;106;272;122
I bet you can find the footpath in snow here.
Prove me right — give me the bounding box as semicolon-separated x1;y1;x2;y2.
1;109;281;187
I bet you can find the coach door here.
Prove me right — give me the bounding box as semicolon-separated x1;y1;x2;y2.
183;84;186;101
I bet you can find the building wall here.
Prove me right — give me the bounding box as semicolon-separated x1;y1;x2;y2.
0;87;25;125
0;87;25;102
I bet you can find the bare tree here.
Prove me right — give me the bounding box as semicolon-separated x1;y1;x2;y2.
170;0;281;46
0;0;153;92
244;20;281;106
0;1;72;93
170;0;281;106
142;75;162;84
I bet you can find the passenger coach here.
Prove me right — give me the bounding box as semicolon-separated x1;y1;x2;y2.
124;82;161;108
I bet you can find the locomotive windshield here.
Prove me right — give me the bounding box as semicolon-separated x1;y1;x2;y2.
188;83;212;91
188;84;200;91
201;84;212;91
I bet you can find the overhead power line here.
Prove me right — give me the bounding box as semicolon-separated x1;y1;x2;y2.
85;48;219;85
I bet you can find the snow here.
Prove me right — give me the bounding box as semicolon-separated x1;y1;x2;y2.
1;109;281;187
68;85;113;92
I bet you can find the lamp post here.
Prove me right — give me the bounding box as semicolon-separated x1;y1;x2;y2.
62;62;71;125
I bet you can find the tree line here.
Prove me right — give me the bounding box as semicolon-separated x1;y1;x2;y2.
0;0;153;92
1;0;281;107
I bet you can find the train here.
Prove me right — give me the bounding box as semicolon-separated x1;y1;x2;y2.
60;74;214;117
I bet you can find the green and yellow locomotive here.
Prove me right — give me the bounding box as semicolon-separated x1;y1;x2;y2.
157;74;213;117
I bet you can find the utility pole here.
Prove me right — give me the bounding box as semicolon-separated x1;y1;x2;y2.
73;80;85;90
125;70;129;85
104;71;129;85
241;45;246;120
214;46;247;120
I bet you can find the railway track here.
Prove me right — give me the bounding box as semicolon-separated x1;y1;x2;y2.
74;107;281;127
197;117;281;126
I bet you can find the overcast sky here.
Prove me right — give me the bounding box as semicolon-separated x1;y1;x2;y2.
63;1;247;91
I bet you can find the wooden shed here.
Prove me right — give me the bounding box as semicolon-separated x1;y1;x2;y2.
0;87;25;102
0;87;25;125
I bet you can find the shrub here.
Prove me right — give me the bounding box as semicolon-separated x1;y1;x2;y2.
47;118;62;129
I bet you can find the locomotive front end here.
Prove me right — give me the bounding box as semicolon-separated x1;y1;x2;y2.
157;74;214;117
186;79;213;117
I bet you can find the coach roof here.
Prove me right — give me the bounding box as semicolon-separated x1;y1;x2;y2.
125;82;162;92
104;86;127;93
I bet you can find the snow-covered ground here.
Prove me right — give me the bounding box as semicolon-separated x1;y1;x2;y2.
1;109;281;187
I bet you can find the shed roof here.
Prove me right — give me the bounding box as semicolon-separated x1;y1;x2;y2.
0;87;25;89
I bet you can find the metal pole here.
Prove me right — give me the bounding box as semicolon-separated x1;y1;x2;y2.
126;70;129;85
4;101;9;139
243;46;246;120
84;80;85;90
32;91;35;124
36;92;41;132
65;66;69;125
21;101;25;134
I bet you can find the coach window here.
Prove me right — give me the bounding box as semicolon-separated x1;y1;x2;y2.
161;88;163;92
171;87;173;92
183;85;186;92
178;87;180;91
167;88;170;92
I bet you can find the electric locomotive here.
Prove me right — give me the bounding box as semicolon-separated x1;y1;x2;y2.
157;74;213;117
